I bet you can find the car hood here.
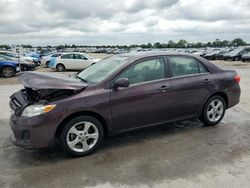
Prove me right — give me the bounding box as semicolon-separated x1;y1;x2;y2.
0;60;18;65
17;71;88;90
92;58;101;63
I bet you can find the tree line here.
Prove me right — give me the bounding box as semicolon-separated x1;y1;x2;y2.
0;38;248;50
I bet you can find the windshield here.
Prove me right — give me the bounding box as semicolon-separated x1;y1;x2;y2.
227;48;244;55
77;55;129;84
83;53;94;59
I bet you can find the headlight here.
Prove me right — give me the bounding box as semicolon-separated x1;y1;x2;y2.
22;104;56;117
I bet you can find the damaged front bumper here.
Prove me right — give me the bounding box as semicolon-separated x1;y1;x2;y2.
9;113;60;149
9;90;65;150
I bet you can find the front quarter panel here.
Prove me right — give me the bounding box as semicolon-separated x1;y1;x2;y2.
54;87;114;135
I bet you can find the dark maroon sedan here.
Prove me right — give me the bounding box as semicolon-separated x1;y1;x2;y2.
9;52;241;156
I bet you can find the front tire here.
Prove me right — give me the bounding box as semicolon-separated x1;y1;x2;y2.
200;96;226;126
1;66;15;77
60;116;104;157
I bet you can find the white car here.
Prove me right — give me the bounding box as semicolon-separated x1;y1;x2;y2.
41;53;63;67
50;53;100;71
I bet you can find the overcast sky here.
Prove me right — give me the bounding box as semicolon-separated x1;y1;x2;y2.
0;0;249;45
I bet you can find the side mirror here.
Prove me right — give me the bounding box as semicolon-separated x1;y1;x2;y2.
113;78;129;90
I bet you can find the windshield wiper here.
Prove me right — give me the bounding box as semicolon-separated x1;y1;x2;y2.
75;75;88;83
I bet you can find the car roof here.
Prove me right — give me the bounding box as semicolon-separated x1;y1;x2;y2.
113;51;222;74
118;51;197;60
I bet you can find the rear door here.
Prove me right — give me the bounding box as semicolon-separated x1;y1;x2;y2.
111;57;173;131
73;54;92;70
167;55;214;119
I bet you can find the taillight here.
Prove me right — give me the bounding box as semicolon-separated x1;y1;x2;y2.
234;75;240;83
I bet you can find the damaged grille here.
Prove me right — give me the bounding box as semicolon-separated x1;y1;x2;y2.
9;98;22;111
9;89;30;115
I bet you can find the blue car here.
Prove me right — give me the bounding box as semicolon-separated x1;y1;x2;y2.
24;52;41;66
0;57;18;77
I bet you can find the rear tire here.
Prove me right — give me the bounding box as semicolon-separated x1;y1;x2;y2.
46;61;50;68
60;116;104;157
56;64;65;72
200;96;226;126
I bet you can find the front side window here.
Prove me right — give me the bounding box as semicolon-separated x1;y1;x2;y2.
118;57;165;85
169;56;208;77
61;54;74;59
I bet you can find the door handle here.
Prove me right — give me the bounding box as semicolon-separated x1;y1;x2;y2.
159;85;170;92
203;78;211;83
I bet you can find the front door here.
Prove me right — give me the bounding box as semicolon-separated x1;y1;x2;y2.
111;57;173;131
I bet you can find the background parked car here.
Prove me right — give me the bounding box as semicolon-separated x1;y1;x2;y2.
223;47;250;61
241;52;250;62
0;54;35;71
0;57;20;77
204;48;231;60
41;53;63;67
0;51;39;66
24;52;41;66
49;52;100;71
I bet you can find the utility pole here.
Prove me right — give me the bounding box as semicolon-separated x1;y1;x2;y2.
16;48;21;72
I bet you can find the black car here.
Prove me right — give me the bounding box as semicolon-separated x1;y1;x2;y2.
241;52;250;62
224;47;250;61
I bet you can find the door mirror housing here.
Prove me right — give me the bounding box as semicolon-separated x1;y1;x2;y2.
113;78;129;89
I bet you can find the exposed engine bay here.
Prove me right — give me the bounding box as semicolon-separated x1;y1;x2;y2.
9;87;82;115
25;87;79;103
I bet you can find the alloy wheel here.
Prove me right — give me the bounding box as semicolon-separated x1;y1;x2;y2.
207;99;224;122
66;121;99;153
56;64;65;72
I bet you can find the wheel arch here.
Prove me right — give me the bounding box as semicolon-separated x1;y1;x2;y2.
56;63;65;68
209;92;228;108
203;91;229;110
55;111;109;139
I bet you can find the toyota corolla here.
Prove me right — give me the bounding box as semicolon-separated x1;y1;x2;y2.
9;52;241;156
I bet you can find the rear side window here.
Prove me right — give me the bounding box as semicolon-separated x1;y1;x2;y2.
118;57;165;85
169;56;208;77
74;54;88;60
61;54;74;59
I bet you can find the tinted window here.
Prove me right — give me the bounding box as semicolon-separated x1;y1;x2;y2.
51;54;61;57
61;54;74;59
118;57;165;85
199;63;208;73
74;54;87;60
169;56;207;77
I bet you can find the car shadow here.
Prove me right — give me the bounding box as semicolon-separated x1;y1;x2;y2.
2;118;205;165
